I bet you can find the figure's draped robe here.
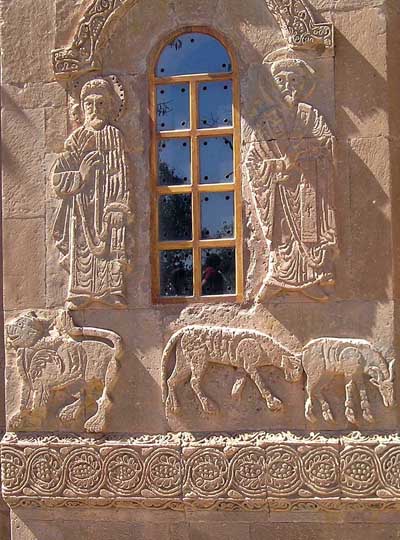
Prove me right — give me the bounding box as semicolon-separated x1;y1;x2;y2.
52;124;130;304
246;102;337;291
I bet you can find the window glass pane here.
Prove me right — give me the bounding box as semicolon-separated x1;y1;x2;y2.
160;250;193;296
198;81;232;129
201;248;235;295
157;84;189;131
156;32;232;77
158;139;191;185
159;194;192;241
201;192;234;239
199;136;233;184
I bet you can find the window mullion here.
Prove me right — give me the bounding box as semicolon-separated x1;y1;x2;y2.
190;79;201;298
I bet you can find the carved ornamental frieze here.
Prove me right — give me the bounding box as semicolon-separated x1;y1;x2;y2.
3;432;400;511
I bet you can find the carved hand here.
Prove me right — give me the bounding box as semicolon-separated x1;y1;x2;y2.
109;211;125;228
79;151;103;181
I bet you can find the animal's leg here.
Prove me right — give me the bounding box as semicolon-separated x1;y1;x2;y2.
59;391;84;425
246;365;282;411
166;346;191;415
305;381;317;423
84;357;118;433
231;368;247;401
344;376;357;424
314;388;334;423
354;374;374;423
190;354;218;414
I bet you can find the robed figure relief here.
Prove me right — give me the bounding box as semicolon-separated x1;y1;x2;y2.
246;49;337;302
51;78;131;309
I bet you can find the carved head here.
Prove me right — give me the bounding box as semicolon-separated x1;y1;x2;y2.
270;59;315;107
281;354;303;382
264;48;316;108
368;358;395;408
6;311;44;350
81;78;113;130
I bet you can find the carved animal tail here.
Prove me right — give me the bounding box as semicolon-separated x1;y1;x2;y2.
161;329;183;403
63;311;123;361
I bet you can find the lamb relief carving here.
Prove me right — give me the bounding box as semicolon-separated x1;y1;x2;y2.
51;76;131;309
161;325;303;416
246;48;337;302
6;310;123;433
303;338;395;424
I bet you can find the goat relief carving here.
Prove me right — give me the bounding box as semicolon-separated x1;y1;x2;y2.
6;310;122;433
161;325;302;415
303;338;395;424
162;327;395;424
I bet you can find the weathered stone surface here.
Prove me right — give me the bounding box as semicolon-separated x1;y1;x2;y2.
2;0;400;538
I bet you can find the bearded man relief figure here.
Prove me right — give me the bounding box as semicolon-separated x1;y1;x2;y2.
52;77;131;309
246;49;337;302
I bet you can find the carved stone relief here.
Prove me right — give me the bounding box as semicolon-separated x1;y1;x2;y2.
51;0;334;80
162;325;302;417
245;48;337;302
3;431;400;511
162;325;395;426
303;338;395;425
5;310;123;433
51;76;131;309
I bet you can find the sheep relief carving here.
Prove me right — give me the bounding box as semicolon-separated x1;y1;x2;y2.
6;310;123;433
162;326;395;424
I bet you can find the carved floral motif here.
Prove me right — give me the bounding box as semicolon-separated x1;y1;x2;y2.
3;432;400;510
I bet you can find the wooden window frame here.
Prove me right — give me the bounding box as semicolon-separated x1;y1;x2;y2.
150;27;243;304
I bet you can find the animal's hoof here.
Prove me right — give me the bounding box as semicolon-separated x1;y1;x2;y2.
323;410;335;423
268;397;283;412
84;417;105;433
9;413;24;430
345;409;356;424
202;398;219;414
305;411;317;423
363;412;374;423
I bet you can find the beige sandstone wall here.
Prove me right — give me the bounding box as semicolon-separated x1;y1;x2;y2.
2;0;400;538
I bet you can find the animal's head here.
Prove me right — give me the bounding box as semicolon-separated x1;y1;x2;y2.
6;311;44;350
281;354;303;382
367;354;395;408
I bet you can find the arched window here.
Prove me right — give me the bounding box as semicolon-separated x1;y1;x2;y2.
150;29;242;303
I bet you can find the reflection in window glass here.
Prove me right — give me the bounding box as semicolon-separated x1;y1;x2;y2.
200;136;233;184
160;250;193;296
201;248;235;295
198;81;232;129
201;192;234;239
159;194;192;241
157;84;189;131
158;139;191;185
156;33;232;77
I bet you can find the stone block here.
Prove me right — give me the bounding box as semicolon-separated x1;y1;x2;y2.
3;218;46;311
2;108;46;219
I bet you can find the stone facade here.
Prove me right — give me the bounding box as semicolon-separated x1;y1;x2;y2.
2;0;400;538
